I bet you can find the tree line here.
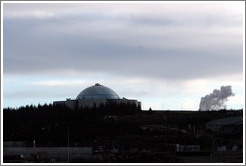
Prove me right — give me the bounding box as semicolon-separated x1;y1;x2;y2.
3;103;141;146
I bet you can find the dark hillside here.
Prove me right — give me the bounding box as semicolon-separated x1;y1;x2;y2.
3;104;243;162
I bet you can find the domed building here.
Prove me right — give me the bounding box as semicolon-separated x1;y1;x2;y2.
53;83;141;109
76;83;120;100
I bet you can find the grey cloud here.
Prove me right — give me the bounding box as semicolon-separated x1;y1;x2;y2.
3;3;243;81
199;86;234;111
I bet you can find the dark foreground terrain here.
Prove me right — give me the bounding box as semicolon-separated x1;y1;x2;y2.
3;104;243;163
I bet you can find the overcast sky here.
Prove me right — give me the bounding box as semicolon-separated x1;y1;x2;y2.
2;1;245;110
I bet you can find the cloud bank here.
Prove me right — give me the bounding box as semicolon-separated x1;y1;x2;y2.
3;2;243;81
2;2;244;109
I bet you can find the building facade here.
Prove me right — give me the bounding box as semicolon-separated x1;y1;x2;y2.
53;83;141;109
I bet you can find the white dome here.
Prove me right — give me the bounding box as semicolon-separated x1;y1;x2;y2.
76;83;119;100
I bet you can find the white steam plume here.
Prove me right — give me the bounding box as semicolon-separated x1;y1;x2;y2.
199;86;234;111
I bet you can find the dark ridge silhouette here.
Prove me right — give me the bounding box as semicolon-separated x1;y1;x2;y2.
3;103;243;163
